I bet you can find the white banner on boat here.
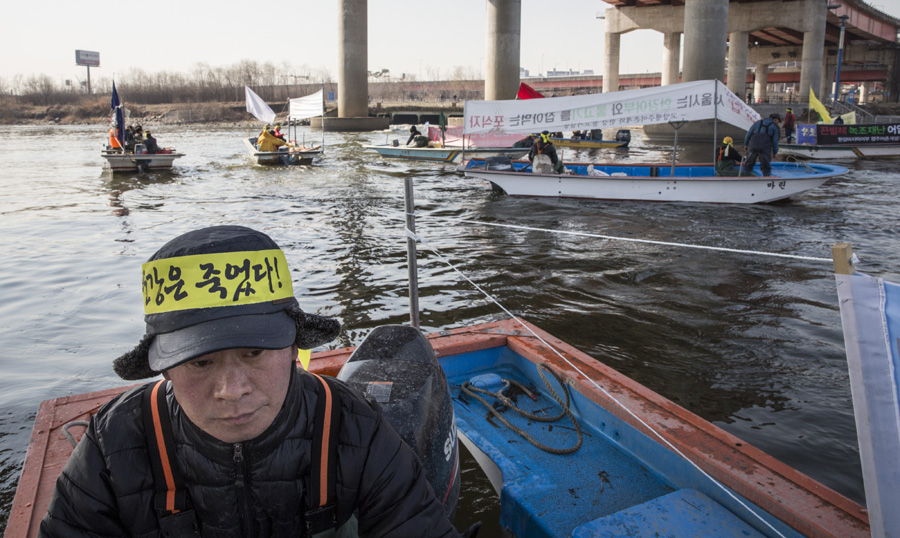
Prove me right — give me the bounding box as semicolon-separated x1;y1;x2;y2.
289;90;324;121
245;86;276;125
463;80;760;135
835;271;900;538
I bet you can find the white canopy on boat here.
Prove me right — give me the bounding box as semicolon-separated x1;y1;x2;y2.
245;86;276;125
463;80;760;135
289;90;324;121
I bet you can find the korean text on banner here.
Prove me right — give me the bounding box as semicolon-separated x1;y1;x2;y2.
464;80;759;136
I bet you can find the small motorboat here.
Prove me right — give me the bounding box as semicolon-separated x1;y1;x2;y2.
102;82;183;173
5;319;868;538
243;137;322;166
362;143;527;164
549;129;631;149
101;147;184;173
460;158;846;204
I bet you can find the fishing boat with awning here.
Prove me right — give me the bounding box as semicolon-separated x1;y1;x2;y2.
244;86;324;166
460;80;845;203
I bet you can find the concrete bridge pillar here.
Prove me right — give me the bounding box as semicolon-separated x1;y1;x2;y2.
338;0;367;118
604;31;621;92
754;64;769;103
485;0;521;101
727;31;749;97
327;0;388;131
662;32;681;86
682;0;728;82
798;0;826;104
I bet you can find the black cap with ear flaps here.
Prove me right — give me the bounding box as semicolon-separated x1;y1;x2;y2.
112;226;341;380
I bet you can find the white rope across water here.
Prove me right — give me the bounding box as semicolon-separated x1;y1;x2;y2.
403;220;791;538
429;215;833;263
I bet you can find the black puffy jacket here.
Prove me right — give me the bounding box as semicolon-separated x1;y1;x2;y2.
40;368;460;538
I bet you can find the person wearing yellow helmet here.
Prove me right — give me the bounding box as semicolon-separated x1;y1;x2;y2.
528;130;565;173
257;124;291;152
715;136;743;177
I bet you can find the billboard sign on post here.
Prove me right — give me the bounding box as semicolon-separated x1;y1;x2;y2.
75;50;100;67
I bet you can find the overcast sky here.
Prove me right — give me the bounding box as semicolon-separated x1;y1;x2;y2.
3;0;898;85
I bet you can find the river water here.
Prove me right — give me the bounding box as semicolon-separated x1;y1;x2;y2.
1;123;897;533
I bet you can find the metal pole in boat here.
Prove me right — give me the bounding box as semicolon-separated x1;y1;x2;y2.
671;129;678;177
668;120;685;177
321;85;326;151
713;81;718;166
403;176;421;329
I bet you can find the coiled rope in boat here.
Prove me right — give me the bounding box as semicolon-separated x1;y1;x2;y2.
461;363;582;455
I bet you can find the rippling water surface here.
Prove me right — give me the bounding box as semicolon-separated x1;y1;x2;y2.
1;123;898;532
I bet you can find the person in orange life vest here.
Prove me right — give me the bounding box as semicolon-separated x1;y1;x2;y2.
108;125;123;150
528;131;565;173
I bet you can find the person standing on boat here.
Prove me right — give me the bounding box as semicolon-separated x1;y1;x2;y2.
143;131;160;154
741;114;781;177
39;225;465;538
124;126;136;152
783;108;796;143
715;137;742;177
528;131;565;174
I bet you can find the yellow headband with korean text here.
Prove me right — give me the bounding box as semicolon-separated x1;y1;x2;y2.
142;249;293;315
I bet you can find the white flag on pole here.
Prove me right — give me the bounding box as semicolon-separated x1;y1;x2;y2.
245;86;276;125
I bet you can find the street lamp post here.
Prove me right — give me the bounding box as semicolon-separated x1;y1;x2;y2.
833;14;849;102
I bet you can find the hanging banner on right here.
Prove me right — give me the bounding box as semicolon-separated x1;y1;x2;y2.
834;270;900;538
816;123;900;145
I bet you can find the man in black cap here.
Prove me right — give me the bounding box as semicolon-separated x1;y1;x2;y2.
40;225;463;538
741;113;782;177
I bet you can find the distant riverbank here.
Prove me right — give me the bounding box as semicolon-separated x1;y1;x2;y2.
0;99;466;126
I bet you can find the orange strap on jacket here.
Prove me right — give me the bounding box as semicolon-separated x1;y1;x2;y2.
142;381;193;516
305;374;342;535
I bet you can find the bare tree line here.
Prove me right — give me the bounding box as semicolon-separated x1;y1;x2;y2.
0;60;485;108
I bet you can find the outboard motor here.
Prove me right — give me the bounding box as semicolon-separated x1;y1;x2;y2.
615;129;632;147
337;325;460;519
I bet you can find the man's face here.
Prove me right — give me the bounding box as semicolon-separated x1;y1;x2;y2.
164;346;295;443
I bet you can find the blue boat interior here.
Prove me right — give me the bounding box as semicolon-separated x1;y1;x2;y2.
441;345;801;538
465;159;841;180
